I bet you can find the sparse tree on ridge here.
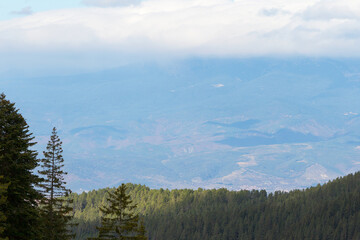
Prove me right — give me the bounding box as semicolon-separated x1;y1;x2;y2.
0;93;42;240
38;127;75;240
89;183;147;240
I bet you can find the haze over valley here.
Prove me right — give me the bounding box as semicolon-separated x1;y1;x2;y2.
3;58;360;192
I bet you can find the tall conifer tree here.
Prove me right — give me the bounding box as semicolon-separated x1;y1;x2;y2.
0;93;42;240
0;176;9;240
38;127;75;240
89;183;147;240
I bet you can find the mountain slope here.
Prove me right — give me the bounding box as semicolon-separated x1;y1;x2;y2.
70;171;360;240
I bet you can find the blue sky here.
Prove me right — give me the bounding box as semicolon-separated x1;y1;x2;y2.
0;0;83;20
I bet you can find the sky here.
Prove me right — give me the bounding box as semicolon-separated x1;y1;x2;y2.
0;0;82;20
1;0;360;76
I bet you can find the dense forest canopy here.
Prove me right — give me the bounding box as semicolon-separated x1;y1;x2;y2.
70;171;360;240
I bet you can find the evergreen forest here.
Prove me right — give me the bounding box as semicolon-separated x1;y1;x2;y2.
70;171;360;240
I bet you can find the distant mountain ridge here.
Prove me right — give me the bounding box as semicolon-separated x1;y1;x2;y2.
1;57;360;191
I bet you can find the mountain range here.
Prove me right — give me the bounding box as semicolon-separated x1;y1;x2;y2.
2;57;360;192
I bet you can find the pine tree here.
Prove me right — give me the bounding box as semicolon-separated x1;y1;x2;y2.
0;93;42;240
89;183;147;240
136;220;147;240
38;127;75;240
0;176;9;240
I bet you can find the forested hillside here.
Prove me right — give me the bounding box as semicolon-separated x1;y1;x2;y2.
70;171;360;240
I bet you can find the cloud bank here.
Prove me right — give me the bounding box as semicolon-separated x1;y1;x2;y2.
1;0;360;73
82;0;143;7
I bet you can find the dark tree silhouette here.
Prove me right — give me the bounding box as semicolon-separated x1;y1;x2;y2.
0;93;42;240
39;127;75;240
89;183;146;240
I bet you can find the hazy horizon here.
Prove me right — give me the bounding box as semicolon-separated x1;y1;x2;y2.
1;0;360;193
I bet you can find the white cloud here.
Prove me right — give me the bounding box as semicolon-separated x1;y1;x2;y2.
82;0;143;7
260;8;290;17
1;0;360;71
301;1;359;21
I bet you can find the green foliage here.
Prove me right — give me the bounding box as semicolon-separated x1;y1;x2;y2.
70;172;360;240
0;176;9;240
89;183;146;240
38;127;75;240
0;93;42;240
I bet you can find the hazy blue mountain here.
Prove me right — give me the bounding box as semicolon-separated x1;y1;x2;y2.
2;58;360;192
